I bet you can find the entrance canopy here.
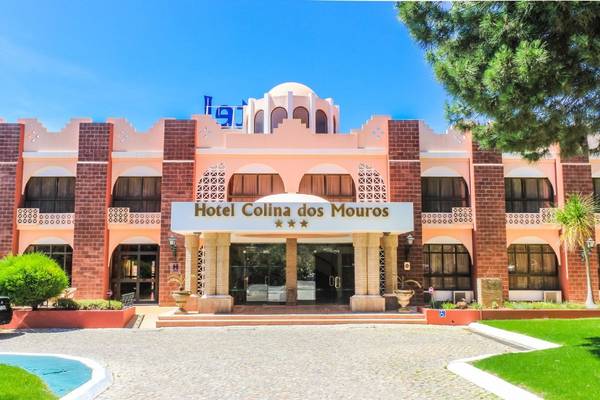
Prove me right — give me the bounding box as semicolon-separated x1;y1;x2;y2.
171;195;413;235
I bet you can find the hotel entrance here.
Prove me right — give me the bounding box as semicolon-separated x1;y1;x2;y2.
297;244;354;304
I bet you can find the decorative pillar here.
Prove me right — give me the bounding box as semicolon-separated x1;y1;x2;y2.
184;235;199;292
0;123;24;257
286;238;298;305
216;232;231;295
350;233;385;312
197;232;233;313
367;233;383;295
382;234;399;310
263;93;271;134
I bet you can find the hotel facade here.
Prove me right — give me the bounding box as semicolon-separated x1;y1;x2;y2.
1;82;599;312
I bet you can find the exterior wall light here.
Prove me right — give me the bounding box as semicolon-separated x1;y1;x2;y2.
586;238;595;249
404;233;415;260
508;264;516;273
168;236;178;258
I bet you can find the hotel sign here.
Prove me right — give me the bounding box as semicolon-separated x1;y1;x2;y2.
170;202;413;234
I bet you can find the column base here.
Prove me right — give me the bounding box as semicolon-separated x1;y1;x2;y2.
350;295;385;312
383;294;399;311
197;295;234;314
182;294;200;313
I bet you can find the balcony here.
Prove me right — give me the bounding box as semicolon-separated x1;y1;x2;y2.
505;208;557;227
16;208;74;229
107;207;161;229
422;207;473;227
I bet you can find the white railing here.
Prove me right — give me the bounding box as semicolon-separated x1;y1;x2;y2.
506;208;556;226
17;208;74;227
107;207;160;226
422;207;473;225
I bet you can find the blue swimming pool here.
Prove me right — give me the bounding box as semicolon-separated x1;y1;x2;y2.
0;354;92;397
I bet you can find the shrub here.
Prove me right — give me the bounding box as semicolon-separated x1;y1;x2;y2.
504;301;585;310
76;300;123;310
440;302;457;310
53;298;80;310
0;253;68;310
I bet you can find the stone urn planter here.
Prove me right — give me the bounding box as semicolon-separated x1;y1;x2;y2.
168;272;190;311
394;276;422;310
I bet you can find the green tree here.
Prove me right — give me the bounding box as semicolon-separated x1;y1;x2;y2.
0;253;68;310
397;2;600;160
554;194;597;308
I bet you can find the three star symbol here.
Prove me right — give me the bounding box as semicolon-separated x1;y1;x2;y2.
274;219;309;228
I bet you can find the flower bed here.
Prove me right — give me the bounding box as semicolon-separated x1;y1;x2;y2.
424;308;482;325
1;307;135;329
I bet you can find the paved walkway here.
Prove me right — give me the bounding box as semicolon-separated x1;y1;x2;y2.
0;325;512;399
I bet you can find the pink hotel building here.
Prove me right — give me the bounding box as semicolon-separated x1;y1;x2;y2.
0;82;598;312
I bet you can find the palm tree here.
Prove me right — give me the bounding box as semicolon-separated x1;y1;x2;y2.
554;193;597;309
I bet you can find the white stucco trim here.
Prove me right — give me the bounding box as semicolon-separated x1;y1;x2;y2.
31;237;70;245
31;166;75;177
424;235;461;245
0;352;112;400
447;323;560;400
22;151;78;159
421;166;461;177
111;151;162;159
505;166;545;178
119;166;161;177
236;163;278;174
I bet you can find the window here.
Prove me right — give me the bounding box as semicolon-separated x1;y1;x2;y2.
293;107;309;128
508;244;559;290
315;110;328;133
421;177;469;212
24;177;75;213
423;244;472;290
111;244;159;303
254;110;264;134
228;174;285;202
298;174;355;202
593;178;600;211
112;177;161;212
25;244;73;283
270;107;287;131
505;178;554;213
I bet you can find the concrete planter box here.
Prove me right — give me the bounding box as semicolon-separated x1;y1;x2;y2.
424;309;482;325
481;309;600;320
1;307;136;329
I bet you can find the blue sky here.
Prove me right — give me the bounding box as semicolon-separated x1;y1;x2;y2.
0;0;449;132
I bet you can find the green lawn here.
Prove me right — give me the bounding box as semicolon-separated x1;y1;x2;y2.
475;319;600;400
0;364;57;400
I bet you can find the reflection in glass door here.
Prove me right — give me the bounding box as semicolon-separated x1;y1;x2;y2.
297;244;354;304
110;244;159;303
230;244;286;304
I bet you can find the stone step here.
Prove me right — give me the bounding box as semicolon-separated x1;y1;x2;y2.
158;312;425;321
156;317;427;328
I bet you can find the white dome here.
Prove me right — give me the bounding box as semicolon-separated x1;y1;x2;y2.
255;193;329;203
268;82;316;97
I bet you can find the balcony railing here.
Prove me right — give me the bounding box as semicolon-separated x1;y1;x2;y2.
107;207;161;227
16;208;74;228
506;208;556;226
422;207;473;226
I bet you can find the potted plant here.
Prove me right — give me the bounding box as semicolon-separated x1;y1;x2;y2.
394;275;422;309
168;273;191;311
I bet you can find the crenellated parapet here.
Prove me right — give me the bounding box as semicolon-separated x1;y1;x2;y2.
19;118;91;153
108;118;165;153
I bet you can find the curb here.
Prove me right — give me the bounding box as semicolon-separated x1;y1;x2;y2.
447;322;561;400
0;352;112;400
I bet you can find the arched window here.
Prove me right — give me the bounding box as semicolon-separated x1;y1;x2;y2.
25;244;73;283
293;107;309;128
423;244;472;290
254;110;264;134
505;178;554;212
298;174;355;202
422;177;469;212
111;244;159;303
112;177;161;212
270;107;287;132
315;110;328;134
24;177;75;213
228;174;285;202
508;244;559;290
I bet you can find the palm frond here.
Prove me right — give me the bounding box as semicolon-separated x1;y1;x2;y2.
554;193;597;251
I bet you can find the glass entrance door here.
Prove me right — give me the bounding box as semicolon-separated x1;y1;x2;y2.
297;244;354;304
230;244;286;304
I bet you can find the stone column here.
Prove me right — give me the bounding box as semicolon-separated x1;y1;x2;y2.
184;235;199;293
350;233;385;312
197;232;233;313
216;233;231;295
382;234;399;310
286;238;298;305
367;233;383;295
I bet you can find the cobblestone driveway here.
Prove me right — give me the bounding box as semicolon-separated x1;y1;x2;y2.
0;325;512;399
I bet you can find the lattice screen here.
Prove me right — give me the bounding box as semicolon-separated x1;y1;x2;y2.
379;246;385;295
197;247;206;295
358;163;387;202
196;163;226;202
